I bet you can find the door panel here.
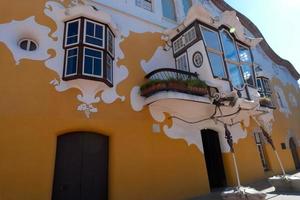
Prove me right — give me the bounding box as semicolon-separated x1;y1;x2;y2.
201;129;227;190
52;133;108;200
81;134;108;200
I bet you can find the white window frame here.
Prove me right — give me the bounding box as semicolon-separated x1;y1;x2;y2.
176;53;189;71
173;36;185;53
83;19;105;49
65;19;81;47
65;47;79;77
82;47;103;78
173;27;197;53
136;0;153;11
107;55;113;83
107;28;115;57
184;27;197;46
18;38;38;51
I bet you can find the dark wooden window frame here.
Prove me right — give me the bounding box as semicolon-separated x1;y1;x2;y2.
62;17;115;87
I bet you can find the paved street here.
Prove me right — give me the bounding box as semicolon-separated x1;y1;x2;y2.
192;171;300;200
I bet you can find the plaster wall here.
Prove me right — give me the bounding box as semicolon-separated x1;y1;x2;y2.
0;1;300;200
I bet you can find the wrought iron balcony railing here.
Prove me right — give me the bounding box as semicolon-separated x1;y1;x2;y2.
145;68;198;81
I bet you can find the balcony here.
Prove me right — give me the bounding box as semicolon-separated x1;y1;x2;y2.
140;68;217;98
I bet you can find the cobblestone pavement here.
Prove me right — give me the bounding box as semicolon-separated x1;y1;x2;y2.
190;171;300;200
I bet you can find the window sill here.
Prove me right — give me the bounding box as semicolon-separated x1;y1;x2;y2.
63;75;113;87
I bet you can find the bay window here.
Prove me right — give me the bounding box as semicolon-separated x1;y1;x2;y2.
238;44;255;87
63;17;115;86
200;26;227;79
220;30;244;90
257;77;272;98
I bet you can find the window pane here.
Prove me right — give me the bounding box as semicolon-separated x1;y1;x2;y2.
162;0;177;21
86;22;94;36
184;27;197;45
238;45;252;63
95;25;103;38
29;41;37;51
241;64;255;86
84;56;93;74
201;27;221;51
262;79;271;93
94;58;102;76
67;36;78;45
183;0;192;15
136;0;152;11
66;48;78;75
207;52;226;78
221;30;239;61
176;54;188;71
85;21;104;47
67;21;79;37
84;48;103;77
86;48;102;57
107;55;113;82
20;40;28;50
86;36;103;46
107;29;114;56
227;63;244;89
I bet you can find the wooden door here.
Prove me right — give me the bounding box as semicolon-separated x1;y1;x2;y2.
52;133;108;200
201;129;227;190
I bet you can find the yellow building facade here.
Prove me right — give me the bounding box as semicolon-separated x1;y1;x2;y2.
0;0;300;200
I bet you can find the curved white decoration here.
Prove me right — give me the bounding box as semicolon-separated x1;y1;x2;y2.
141;46;175;73
0;16;53;65
130;86;144;112
0;1;129;118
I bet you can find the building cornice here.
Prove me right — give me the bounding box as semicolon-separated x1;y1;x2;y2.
211;0;300;80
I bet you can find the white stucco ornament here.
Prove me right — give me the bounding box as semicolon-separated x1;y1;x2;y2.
0;0;128;118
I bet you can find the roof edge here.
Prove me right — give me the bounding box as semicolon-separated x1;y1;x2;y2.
211;0;300;80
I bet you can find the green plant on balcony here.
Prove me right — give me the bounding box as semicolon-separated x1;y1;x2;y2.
140;78;208;97
259;97;272;107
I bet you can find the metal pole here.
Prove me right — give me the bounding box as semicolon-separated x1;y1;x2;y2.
232;153;241;187
218;107;242;188
252;117;286;176
274;150;286;176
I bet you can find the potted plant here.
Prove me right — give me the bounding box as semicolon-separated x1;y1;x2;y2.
140;79;167;97
186;79;208;96
259;97;272;107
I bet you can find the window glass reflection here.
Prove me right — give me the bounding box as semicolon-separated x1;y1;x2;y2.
228;63;244;89
201;27;221;51
221;30;239;61
241;64;254;86
238;45;252;63
208;52;226;78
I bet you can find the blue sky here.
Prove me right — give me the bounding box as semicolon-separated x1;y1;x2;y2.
224;0;300;83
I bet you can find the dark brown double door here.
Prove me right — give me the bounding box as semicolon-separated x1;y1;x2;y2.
52;133;108;200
